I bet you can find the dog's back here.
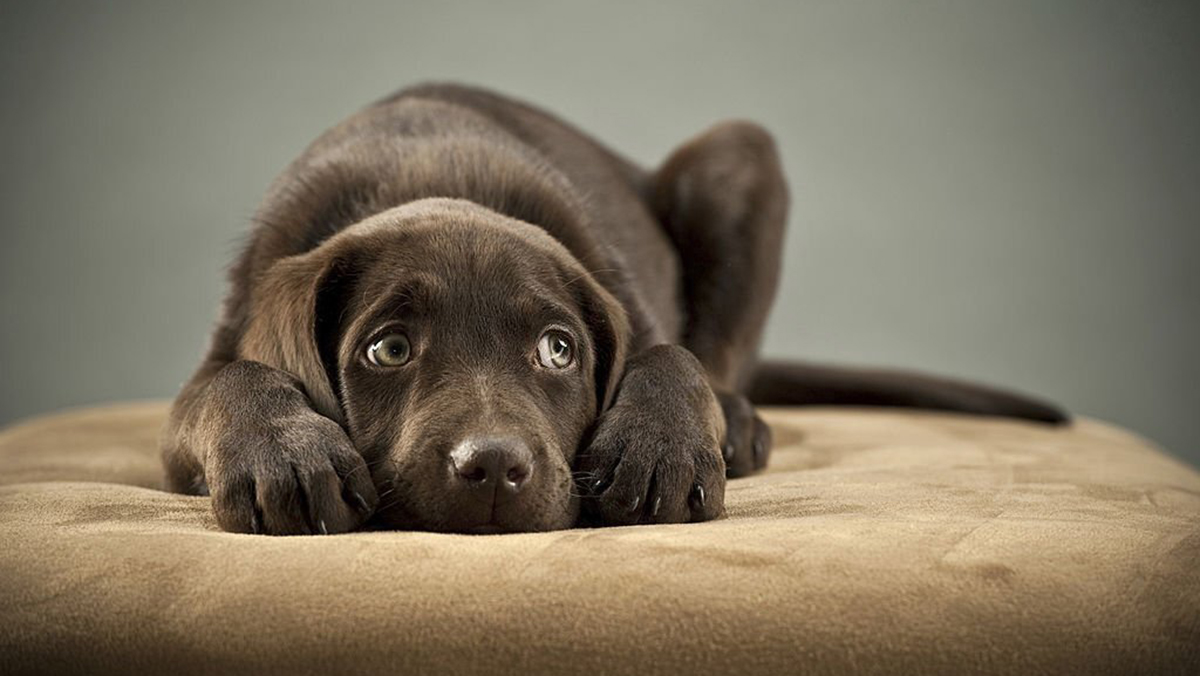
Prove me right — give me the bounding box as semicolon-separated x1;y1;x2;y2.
246;83;685;347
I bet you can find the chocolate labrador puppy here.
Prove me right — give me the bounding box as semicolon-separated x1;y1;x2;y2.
162;84;1066;535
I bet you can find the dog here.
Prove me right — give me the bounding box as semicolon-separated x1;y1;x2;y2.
162;84;1066;535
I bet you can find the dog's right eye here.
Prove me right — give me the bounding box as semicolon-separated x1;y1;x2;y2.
536;329;575;369
367;333;411;367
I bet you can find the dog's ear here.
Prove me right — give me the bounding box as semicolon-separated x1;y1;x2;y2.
572;271;631;415
239;244;357;425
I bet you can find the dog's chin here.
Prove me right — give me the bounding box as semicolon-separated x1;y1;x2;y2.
369;495;580;534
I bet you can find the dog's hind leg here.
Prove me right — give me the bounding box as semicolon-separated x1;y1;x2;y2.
650;121;789;476
651;121;789;392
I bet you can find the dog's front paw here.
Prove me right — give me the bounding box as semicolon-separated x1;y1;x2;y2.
717;391;772;478
577;345;726;526
206;411;378;535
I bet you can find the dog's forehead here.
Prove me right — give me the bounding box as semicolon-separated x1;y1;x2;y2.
346;197;572;258
356;223;566;299
326;198;594;343
345;199;570;275
342;219;580;331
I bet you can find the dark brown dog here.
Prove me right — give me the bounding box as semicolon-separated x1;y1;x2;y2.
162;84;1066;535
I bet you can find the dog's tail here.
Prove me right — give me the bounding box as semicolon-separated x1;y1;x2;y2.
745;359;1069;425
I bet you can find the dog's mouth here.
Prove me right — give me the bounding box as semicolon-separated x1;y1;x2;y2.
445;498;524;535
460;521;515;535
368;487;579;534
367;484;563;534
363;442;579;533
370;506;544;534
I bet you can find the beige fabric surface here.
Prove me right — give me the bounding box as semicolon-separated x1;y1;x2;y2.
1;402;1197;675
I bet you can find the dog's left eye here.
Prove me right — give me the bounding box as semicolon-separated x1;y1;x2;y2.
536;330;574;369
367;333;411;367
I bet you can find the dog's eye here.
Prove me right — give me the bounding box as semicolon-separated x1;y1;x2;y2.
367;333;411;367
536;330;574;369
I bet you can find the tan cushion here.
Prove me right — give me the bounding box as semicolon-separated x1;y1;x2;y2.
1;403;1197;675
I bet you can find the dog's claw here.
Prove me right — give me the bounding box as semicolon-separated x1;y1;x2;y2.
689;484;706;511
350;491;372;516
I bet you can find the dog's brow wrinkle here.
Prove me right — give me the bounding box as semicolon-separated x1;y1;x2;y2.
562;267;619;288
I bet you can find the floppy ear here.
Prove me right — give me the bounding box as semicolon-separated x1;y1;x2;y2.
239;245;356;426
573;272;631;416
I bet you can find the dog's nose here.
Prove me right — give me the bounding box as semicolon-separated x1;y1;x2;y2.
449;437;533;494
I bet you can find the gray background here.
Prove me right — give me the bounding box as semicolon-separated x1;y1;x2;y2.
2;1;1197;465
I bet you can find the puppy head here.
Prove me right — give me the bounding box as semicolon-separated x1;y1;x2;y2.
241;199;629;532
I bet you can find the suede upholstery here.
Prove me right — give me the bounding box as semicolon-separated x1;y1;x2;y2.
1;403;1197;675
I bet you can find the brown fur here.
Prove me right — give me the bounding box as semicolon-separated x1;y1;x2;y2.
162;83;1066;535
